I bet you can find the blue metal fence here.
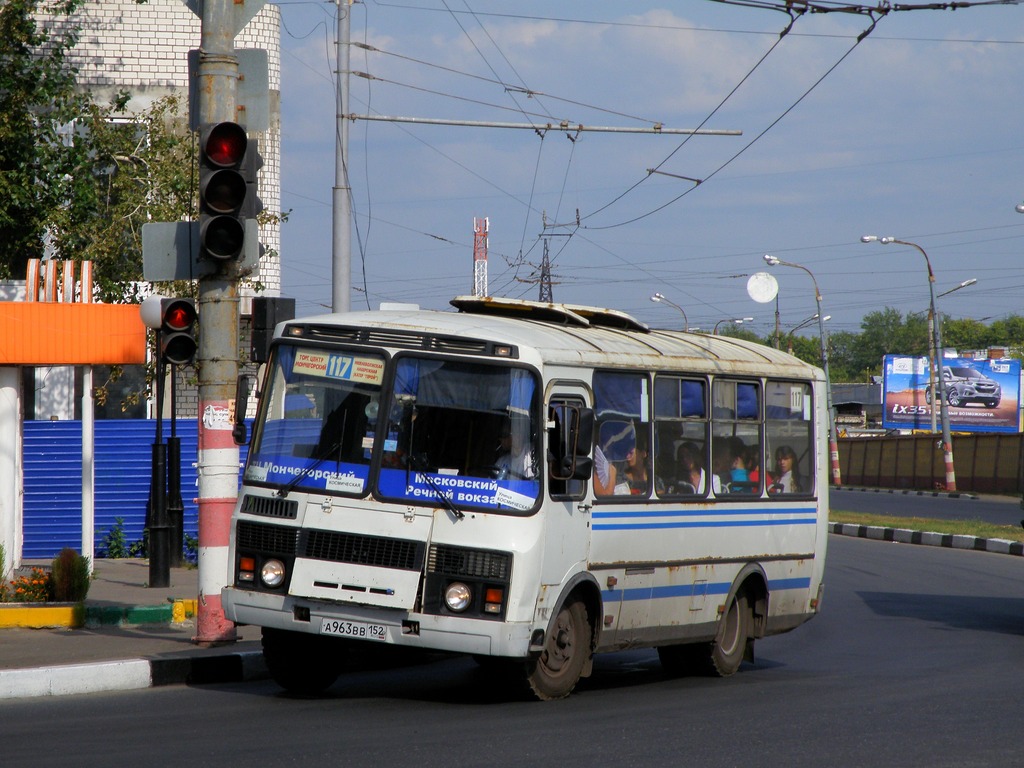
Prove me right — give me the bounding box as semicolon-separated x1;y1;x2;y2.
23;420;248;559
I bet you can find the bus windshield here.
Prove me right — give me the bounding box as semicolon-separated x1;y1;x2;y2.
376;355;541;513
244;346;386;496
244;345;542;512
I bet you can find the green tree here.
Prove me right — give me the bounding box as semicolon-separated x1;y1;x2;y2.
941;317;992;353
56;92;197;302
988;315;1024;352
0;0;89;279
0;2;199;300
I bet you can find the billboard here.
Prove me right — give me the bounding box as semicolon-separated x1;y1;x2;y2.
882;355;1021;434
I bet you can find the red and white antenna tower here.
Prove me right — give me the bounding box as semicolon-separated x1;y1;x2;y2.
473;217;489;297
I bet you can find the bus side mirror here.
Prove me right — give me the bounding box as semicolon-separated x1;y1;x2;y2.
548;402;594;481
233;374;253;445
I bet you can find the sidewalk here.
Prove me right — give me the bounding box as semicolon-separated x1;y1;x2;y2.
0;558;265;700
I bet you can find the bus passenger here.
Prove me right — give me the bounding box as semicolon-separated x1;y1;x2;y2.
771;445;802;493
622;440;649;494
495;421;536;480
676;441;706;494
728;437;749;491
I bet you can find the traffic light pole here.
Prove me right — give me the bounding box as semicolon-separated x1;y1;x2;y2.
148;349;170;588
195;0;242;644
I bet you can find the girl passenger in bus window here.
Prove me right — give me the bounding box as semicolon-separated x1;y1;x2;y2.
771;445;802;493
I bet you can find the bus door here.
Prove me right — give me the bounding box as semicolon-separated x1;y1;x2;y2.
540;387;594;588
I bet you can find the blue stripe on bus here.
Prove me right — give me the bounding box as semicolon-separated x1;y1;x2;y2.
601;576;812;603
593;517;817;531
592;506;814;519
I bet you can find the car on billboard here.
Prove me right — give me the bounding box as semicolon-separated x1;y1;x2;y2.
925;365;1001;408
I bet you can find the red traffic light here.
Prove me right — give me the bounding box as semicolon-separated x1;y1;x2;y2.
164;302;196;332
202;122;248;168
140;295;198;365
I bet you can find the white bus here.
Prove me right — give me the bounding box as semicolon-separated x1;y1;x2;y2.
223;296;828;699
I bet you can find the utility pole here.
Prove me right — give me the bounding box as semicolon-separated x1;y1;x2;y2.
333;0;352;313
195;0;242;644
539;239;553;303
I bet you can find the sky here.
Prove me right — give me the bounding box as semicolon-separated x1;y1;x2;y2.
271;0;1024;340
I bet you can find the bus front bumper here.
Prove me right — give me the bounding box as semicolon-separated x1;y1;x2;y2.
222;586;535;658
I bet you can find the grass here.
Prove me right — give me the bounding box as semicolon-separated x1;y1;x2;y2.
829;510;1024;543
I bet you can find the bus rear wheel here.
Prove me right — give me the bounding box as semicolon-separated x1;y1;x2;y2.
262;627;345;695
658;592;750;678
524;597;591;700
709;592;750;676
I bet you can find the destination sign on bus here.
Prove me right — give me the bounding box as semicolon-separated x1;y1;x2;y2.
293;350;384;385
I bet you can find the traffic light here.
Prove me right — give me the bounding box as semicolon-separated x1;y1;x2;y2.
199;121;252;262
140;295;198;365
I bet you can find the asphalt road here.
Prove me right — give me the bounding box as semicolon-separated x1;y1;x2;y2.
832;486;1023;528
3;534;1023;768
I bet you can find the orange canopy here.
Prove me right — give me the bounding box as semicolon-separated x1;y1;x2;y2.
0;303;147;365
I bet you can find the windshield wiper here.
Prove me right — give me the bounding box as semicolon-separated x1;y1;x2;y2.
277;441;342;498
405;453;465;520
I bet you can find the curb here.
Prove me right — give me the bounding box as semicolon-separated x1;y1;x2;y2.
0;649;266;700
0;598;198;630
831;486;978;500
829;522;1024;556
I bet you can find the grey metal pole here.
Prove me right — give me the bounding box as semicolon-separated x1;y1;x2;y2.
195;0;241;643
763;255;842;486
915;244;957;492
333;0;352;313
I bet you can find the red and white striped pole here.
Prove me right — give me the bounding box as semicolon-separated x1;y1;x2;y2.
194;0;241;644
196;388;239;643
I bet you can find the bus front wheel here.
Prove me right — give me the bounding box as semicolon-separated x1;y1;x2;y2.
262;627;345;695
524;597;591;700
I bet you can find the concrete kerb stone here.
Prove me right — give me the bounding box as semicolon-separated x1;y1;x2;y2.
0;650;267;700
829;522;1024;557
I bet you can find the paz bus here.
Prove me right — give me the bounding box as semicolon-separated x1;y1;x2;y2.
222;296;828;700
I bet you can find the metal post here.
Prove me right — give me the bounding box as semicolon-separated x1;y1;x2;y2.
927;311;937;434
195;0;241;643
896;239;957;492
774;294;780;350
148;353;170;588
763;255;841;486
812;286;842;487
333;0;352;312
167;368;183;567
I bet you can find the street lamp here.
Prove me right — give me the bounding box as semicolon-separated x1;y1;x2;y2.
786;313;830;355
762;254;842;487
713;316;753;335
650;292;688;331
938;278;976;299
861;235;956;492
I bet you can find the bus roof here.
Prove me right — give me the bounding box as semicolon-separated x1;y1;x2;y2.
281;296;822;381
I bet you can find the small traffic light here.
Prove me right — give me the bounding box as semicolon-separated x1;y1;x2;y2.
199;122;249;261
140;295;198;365
241;137;265;221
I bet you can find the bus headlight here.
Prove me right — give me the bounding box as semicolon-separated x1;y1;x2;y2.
444;582;472;612
260;559;286;589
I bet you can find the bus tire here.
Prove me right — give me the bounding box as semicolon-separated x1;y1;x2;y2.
524;597;591;700
262;627;344;695
709;591;750;677
658;592;750;678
